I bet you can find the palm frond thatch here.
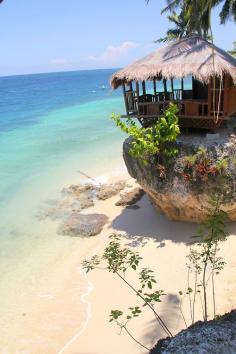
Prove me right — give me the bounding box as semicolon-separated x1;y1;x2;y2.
110;35;236;89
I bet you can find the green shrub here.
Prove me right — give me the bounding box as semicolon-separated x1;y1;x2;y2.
111;103;180;163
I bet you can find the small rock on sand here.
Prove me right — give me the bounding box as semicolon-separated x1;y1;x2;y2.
115;187;145;206
58;213;109;237
78;194;94;209
62;183;96;197
97;180;127;200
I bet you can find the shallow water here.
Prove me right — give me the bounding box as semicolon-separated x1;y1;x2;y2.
0;69;127;353
0;69;192;353
0;70;125;253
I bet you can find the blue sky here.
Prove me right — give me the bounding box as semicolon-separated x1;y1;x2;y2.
0;0;236;76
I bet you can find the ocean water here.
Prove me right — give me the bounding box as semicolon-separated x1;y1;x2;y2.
0;68;127;280
0;69;128;353
0;69;191;353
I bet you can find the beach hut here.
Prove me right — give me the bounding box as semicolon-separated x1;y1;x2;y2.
111;35;236;130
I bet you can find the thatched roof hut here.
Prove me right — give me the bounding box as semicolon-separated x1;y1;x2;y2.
111;35;236;89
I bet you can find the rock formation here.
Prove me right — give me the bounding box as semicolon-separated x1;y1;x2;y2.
150;310;236;354
123;133;236;223
115;187;144;207
38;180;138;237
58;213;109;237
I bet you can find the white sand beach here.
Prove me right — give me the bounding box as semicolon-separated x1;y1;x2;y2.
56;184;236;354
0;171;236;354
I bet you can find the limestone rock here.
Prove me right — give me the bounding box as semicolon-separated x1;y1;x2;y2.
78;194;94;209
115;187;145;206
58;213;109;237
97;180;127;200
123;133;236;223
150;310;236;354
62;183;96;197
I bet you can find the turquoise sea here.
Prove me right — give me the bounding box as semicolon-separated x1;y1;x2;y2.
0;68;127;278
0;69;128;353
0;69;191;353
0;69;126;203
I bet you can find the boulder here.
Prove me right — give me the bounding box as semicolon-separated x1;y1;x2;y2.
123;133;236;223
78;194;94;209
115;187;145;206
97;180;127;200
58;213;109;237
150;310;236;354
62;183;96;197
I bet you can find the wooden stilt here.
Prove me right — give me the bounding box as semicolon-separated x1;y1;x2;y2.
163;79;167;94
136;81;140;114
153;80;157;96
171;78;174;92
181;78;184;100
142;81;146;95
122;82;128;115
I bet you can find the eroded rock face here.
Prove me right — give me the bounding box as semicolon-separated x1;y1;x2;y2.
123;133;236;223
150;310;236;354
97;180;127;200
38;179;128;237
115;187;145;207
58;213;109;237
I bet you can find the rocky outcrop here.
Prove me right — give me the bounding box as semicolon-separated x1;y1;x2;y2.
150;310;236;354
58;213;109;237
123;133;236;223
38;180;129;237
115;187;145;207
97;180;127;200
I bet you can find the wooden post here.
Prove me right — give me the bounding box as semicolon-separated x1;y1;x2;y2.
224;75;229;115
142;81;146;95
181;78;184;100
163;79;167;94
153;80;157;96
171;78;174;92
192;76;195;98
122;82;128;115
136;81;140;115
129;82;133;91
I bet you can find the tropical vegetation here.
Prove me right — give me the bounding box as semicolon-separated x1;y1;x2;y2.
229;41;236;57
146;0;236;41
83;197;228;351
111;103;180;164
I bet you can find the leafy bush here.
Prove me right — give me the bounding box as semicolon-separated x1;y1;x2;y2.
82;196;228;350
111;103;180;163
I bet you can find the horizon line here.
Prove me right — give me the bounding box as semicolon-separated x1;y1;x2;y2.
0;67;121;79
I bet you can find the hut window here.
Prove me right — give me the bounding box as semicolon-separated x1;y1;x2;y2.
192;78;208;100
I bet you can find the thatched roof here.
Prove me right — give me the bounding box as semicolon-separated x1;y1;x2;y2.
111;35;236;89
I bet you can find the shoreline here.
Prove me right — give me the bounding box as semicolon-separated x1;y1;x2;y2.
57;267;94;354
0;160;130;354
1;162;236;354
57;182;236;354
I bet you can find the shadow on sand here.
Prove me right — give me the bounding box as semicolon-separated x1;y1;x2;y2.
110;194;199;246
141;293;185;351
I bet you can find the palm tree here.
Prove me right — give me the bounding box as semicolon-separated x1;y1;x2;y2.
147;0;236;33
219;0;236;23
156;8;192;42
228;41;236;57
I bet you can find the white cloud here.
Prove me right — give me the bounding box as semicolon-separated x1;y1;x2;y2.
88;41;140;63
50;58;73;65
